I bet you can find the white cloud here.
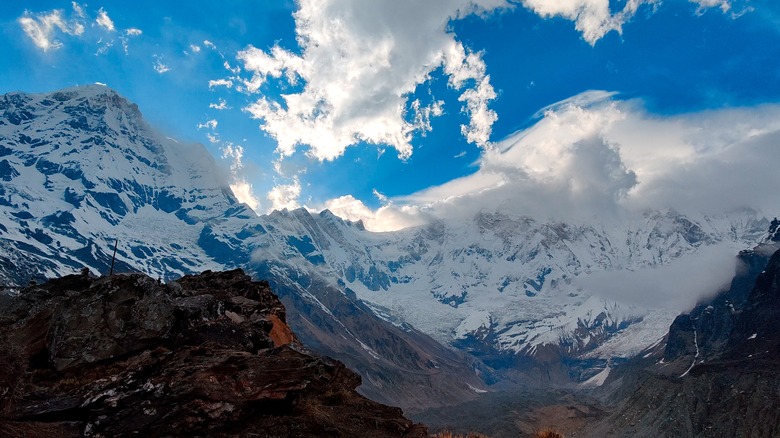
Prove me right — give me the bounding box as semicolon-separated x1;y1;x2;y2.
72;2;85;18
410;99;445;134
153;58;170;73
221;142;243;173
197;119;218;130
517;0;751;44
189;44;201;53
220;143;260;212
209;79;234;89
95;8;115;32
320;195;427;232
268;178;302;211
578;243;738;310
95;38;114;55
209;99;229;110
19;4;139;54
519;0;656;45
230;180;261;211
18;6;85;52
690;0;731;13
224;60;241;74
232;0;509;162
203;40;217;49
325;92;780;231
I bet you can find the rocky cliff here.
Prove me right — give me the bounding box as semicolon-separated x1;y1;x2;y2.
0;269;427;437
579;241;780;437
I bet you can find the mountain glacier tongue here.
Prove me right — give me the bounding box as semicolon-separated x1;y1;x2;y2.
0;85;772;395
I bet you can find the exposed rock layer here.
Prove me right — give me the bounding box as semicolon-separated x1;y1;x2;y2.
0;269;427;437
580;244;780;437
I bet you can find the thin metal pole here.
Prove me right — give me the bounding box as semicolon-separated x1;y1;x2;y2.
109;239;118;276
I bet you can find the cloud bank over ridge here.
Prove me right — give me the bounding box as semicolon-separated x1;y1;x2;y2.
204;0;748;213
326;92;780;231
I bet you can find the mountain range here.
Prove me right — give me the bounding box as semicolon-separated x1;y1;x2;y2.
0;85;774;413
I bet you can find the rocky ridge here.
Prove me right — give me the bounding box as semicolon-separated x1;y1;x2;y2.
0;269;427;437
579;238;780;437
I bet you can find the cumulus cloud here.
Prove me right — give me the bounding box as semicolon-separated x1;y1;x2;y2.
226;0;508;162
517;0;748;45
209;79;233;89
320;195;427;232
332;92;780;231
95;8;115;32
519;0;655;45
197;119;218;130
689;0;731;13
230;180;261;211
18;5;85;51
268;178;303;211
578;243;739;310
119;28;142;54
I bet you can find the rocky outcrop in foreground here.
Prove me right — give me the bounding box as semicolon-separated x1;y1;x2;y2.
0;269;427;437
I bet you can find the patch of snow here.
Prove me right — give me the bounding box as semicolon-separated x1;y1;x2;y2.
583;365;611;387
680;328;700;378
467;383;487;393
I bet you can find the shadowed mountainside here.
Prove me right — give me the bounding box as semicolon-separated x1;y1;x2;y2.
579;242;780;437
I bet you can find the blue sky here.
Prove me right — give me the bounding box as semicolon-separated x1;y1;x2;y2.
3;0;780;230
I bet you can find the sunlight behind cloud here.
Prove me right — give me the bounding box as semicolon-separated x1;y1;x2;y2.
324;92;780;231
17;3;142;55
268;178;302;211
18;5;85;52
95;8;115;32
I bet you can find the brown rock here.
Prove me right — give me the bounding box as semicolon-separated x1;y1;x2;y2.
0;269;427;437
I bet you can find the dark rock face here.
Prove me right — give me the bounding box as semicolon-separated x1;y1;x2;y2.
582;244;780;438
0;269;427;437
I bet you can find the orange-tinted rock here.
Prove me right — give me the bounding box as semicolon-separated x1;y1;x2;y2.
268;314;296;347
0;269;427;437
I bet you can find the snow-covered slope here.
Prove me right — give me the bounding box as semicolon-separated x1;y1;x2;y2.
0;85;245;285
0;85;487;411
231;207;767;374
0;85;771;387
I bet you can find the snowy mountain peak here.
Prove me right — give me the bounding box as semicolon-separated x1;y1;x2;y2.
0;86;773;389
0;86;240;284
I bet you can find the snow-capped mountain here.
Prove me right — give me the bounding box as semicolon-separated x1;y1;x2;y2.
0;86;771;394
233;206;767;379
0;85;241;285
0;85;485;412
